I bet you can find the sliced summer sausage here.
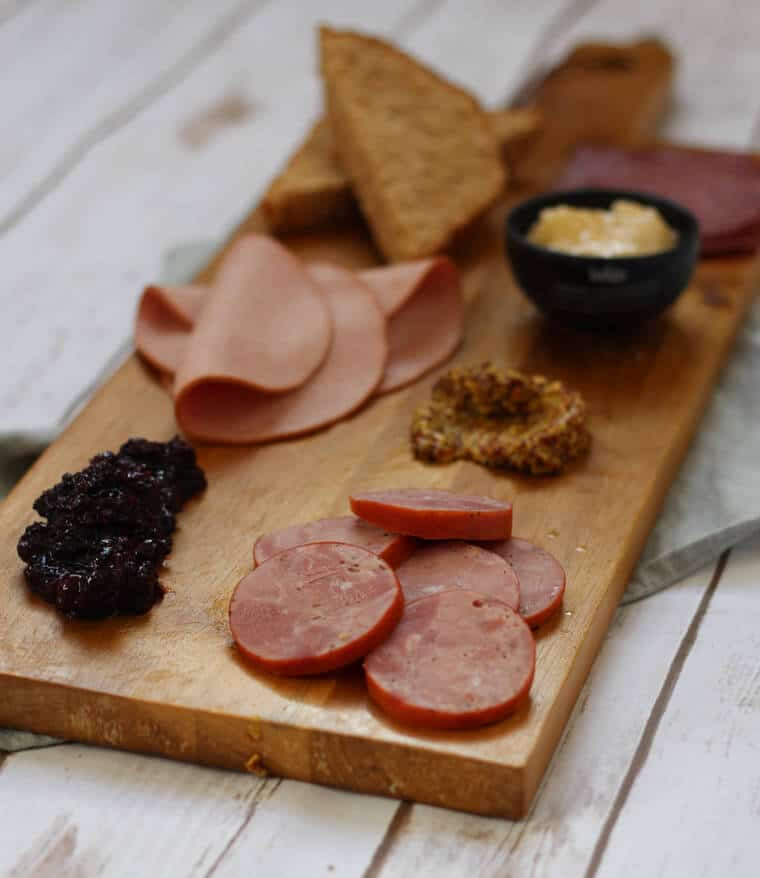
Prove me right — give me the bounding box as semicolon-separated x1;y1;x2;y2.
395;541;519;610
253;516;415;569
229;542;403;676
364;589;535;729
482;537;566;628
350;488;512;540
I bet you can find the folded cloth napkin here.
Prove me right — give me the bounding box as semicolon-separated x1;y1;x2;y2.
2;242;759;751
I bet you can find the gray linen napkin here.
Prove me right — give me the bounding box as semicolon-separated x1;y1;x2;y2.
2;242;759;751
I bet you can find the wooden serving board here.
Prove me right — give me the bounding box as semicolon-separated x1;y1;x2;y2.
1;40;758;815
0;197;757;817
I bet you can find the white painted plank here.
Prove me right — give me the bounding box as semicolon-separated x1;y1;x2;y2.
0;744;275;877
596;533;760;878
399;0;573;107
0;0;257;224
213;780;399;878
367;563;718;877
0;744;398;878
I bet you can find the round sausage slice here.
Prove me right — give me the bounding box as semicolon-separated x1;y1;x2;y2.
395;541;520;610
350;488;512;540
365;589;535;729
229;542;403;676
482;538;566;628
253;516;415;569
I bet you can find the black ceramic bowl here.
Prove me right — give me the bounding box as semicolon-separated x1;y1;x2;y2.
506;188;700;330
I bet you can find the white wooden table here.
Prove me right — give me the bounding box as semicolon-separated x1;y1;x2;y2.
2;1;760;875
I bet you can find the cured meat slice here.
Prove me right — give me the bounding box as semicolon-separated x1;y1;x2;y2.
253;516;415;569
172;235;332;438
135;284;206;376
229;542;403;676
350;488;512;540
482;537;566;628
364;589;535;729
359;258;463;394
557;145;760;255
395;541;519;609
176;261;386;443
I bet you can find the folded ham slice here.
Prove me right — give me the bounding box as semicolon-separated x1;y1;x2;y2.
175;263;386;443
134;284;206;376
360;258;463;394
175;235;331;402
135;237;462;445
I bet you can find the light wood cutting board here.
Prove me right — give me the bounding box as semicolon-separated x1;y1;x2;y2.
0;44;757;818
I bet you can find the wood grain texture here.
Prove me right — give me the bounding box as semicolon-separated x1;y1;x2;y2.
0;195;757;819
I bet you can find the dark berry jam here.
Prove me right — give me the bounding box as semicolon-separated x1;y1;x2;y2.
17;436;206;619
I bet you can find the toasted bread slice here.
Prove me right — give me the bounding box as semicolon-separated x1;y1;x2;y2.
319;26;505;261
264;107;540;235
262;118;358;233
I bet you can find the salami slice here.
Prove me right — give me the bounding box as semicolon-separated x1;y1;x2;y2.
230;542;403;676
557;145;760;255
253;516;415;569
365;589;535;729
395;541;519;610
350;488;512;540
482;537;565;628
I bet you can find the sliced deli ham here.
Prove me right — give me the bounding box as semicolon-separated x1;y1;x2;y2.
483;537;566;628
134;284;206;376
173;236;334;440
177;263;386;443
558;145;760;255
395;541;520;609
360;258;463;393
364;589;535;729
134;237;464;445
179;235;331;391
350;488;512;540
229;542;403;676
253;515;415;569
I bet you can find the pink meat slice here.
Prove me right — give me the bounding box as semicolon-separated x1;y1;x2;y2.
135;284;206;375
172;234;332;439
253;515;415;569
395;541;520;610
175;262;385;443
364;589;535;730
359;257;463;393
558;145;760;255
350;488;513;541
482;537;566;628
229;542;403;676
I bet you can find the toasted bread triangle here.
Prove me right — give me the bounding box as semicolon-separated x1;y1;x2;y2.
263;108;541;235
320;26;506;261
